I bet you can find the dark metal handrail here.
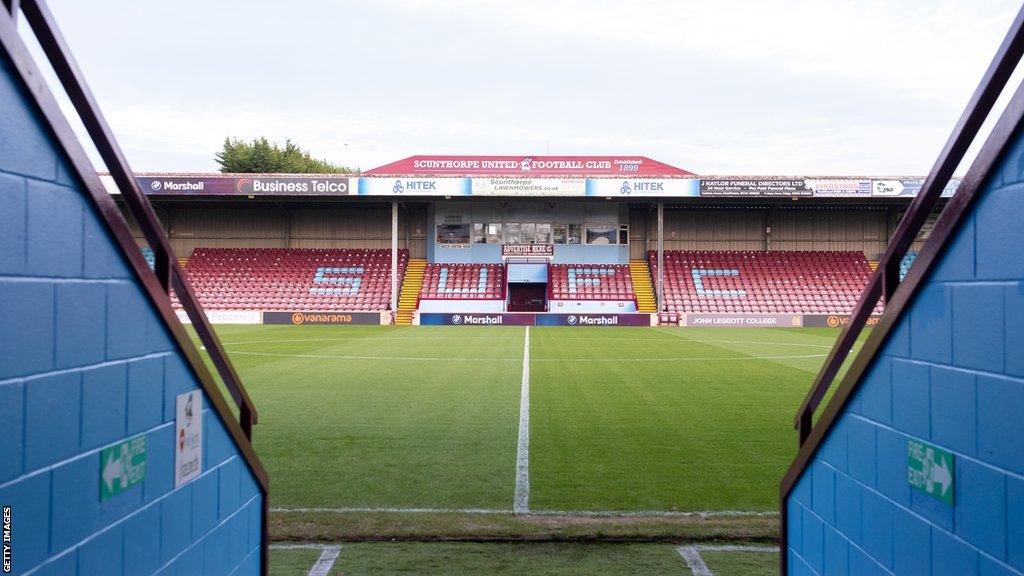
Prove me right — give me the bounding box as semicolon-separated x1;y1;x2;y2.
792;5;1024;446
16;0;259;439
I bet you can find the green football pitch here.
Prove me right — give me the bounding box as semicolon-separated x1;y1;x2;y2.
198;325;856;515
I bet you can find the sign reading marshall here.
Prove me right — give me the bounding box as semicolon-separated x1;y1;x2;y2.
362;155;695;177
132;175;353;196
502;244;554;258
418;313;652;326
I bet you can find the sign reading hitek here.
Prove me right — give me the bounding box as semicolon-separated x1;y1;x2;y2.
100;436;147;501
175;390;203;487
908;439;954;505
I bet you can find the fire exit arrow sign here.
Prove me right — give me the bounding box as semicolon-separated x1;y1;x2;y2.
907;438;954;505
99;436;147;501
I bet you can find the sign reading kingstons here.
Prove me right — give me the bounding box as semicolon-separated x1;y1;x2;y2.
110;169;960;198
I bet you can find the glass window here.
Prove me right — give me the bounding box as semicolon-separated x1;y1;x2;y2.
486;223;502;244
567;224;581;244
553;224;567;244
521;223;536;244
472;223;485;244
436;224;470;245
585;226;617;245
505;222;521;244
618;225;629;245
536;223;552;244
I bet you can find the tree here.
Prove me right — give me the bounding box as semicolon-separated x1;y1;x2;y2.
214;137;357;174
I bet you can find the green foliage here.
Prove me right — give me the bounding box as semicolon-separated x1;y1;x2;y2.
214;137;357;174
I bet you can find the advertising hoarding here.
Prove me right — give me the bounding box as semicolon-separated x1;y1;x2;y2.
585;178;700;197
358;177;471;196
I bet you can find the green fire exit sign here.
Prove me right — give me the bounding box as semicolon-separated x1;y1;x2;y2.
907;438;954;505
99;436;147;501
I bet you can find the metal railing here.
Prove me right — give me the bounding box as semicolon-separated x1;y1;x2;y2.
780;5;1024;574
1;2;270;572
12;0;260;440
791;6;1024;447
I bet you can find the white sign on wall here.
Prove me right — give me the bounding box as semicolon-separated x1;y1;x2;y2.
471;178;586;196
175;390;203;487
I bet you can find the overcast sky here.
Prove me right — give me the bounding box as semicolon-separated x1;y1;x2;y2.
37;0;1023;174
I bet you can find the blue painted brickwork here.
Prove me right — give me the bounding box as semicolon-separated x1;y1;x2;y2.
787;125;1024;574
0;49;262;575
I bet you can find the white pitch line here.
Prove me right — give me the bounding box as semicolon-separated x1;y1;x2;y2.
692;544;778;552
220;350;825;362
678;546;714;576
514;326;531;514
307;545;340;576
269;506;775;518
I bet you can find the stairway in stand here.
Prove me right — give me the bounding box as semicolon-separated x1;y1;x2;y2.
395;259;426;325
628;260;657;313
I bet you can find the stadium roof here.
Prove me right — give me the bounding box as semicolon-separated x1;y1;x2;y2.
361;155;696;178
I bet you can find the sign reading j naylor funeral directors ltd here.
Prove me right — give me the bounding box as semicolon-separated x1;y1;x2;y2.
175;390;203;488
136;175;353;196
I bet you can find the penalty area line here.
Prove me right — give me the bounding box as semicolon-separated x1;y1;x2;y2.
677;546;714;576
307;546;340;576
513;326;530;514
269;506;775;518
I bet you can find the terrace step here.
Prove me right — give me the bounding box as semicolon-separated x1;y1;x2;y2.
395;259;426;325
629;260;658;313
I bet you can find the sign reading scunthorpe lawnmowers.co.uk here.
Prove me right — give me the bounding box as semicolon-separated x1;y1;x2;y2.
123;174;961;198
908;438;954;505
175;390;203;488
99;436;147;501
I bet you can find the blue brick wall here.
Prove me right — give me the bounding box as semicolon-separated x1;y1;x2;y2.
0;49;262;575
787;126;1024;574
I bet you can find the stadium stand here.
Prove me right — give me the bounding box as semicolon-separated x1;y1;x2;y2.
177;248;408;310
549;264;635;301
648;250;879;314
899;250;918;279
140;245;155;269
420;263;505;299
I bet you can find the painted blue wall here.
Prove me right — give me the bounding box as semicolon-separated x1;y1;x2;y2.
0;51;262;575
786;127;1024;575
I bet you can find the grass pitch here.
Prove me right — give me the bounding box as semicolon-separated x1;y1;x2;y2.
203;326;853;512
196;324;862;547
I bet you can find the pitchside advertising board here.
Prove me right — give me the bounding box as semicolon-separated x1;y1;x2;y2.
419;313;653;326
358;177;471;196
264;311;383;325
119;174;961;198
134;175;354;195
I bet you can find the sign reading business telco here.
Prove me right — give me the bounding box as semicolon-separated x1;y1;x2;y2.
358;177;470;196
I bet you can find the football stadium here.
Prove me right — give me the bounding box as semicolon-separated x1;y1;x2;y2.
2;1;1024;575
